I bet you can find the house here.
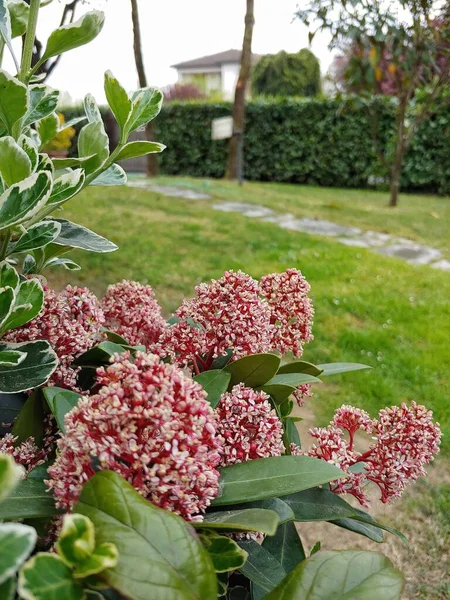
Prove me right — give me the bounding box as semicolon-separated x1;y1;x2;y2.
171;49;260;100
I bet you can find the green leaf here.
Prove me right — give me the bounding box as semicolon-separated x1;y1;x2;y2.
73;542;119;579
265;550;404;600
0;136;32;186
90;164;126;186
193;370;231;408
43;387;82;433
231;498;295;524
212;456;346;507
47;170;85;207
283;417;301;447
78;120;109;173
116;140;165;161
0;349;26;367
316;362;372;376
53;219;117;253
225;353;281;388
51;155;94;169
0;340;58;393
280;488;357;522
125;87;163;135
0;171;53;231
278;361;323;377
36;112;59;147
237;539;286;593
0;261;19;289
18;553;84;600
264;373;321;387
45;257;81;271
73;341;125;367
0;577;15;600
19;135;39;171
24;85;60;127
104;70;132;130
12;221;61;254
84;93;103;123
75;470;218;600
261;383;296;403
56;513;95;564
8;0;29;38
0;70;27;133
200;531;247;573
349;511;408;545
0;286;14;330
11;390;45;445
0;453;24;502
41;10;105;62
262;521;305;573
0;523;37;585
0;4;19;74
310;541;321;556
331;516;383;543
195;508;279;535
1;278;44;332
0;477;60;520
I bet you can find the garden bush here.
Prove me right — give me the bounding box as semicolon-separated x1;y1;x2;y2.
0;1;443;599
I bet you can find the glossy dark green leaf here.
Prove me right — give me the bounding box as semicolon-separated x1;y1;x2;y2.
0;523;37;585
0;171;52;231
283;417;301;447
316;362;372;376
43;387;82;433
41;10;105;62
0;340;57;393
53;219;117;253
212;456;345;507
193;370;231;408
262;521;305;573
11;390;45;445
278;360;323;377
237;539;286;594
75;471;218;600
200;531;247;573
230;498;295;524
0;477;60;520
264;373;321;387
195;508;279;535
261;383;296;403
73;341;126;367
350;511;407;544
225;353;281;388
265;550;404;600
280;488;356;522
331;516;383;543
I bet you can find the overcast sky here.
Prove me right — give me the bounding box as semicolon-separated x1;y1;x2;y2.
5;0;335;104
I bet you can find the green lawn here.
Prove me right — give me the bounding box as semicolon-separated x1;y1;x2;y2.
49;178;450;452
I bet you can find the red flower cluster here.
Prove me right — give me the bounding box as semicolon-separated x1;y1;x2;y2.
47;352;222;520
101;280;167;349
0;434;43;473
295;402;441;505
161;269;314;373
161;271;273;371
215;384;284;467
260;268;314;358
4;285;104;389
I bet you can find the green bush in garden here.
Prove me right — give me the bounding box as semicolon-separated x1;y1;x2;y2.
0;2;442;600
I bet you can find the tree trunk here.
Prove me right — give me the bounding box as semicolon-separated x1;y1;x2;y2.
225;0;255;180
130;0;158;177
388;100;407;207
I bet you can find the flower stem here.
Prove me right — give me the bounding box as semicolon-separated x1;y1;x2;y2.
18;0;40;83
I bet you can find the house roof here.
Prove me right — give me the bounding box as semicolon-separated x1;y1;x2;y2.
171;49;260;70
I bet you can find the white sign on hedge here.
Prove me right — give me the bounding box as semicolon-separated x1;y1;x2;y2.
211;116;233;140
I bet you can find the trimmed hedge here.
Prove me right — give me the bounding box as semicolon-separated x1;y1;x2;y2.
62;98;450;194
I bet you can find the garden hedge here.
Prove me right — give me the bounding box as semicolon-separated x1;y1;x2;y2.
63;98;450;194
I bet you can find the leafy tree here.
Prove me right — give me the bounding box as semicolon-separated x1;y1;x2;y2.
226;0;255;180
297;0;450;206
252;48;321;97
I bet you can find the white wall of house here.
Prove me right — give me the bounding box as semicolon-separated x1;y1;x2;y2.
221;63;240;100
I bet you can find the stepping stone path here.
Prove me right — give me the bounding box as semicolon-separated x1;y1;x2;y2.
213;201;450;271
126;183;449;271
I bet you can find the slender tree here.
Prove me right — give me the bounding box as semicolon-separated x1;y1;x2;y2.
297;0;450;207
226;0;255;180
130;0;158;176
